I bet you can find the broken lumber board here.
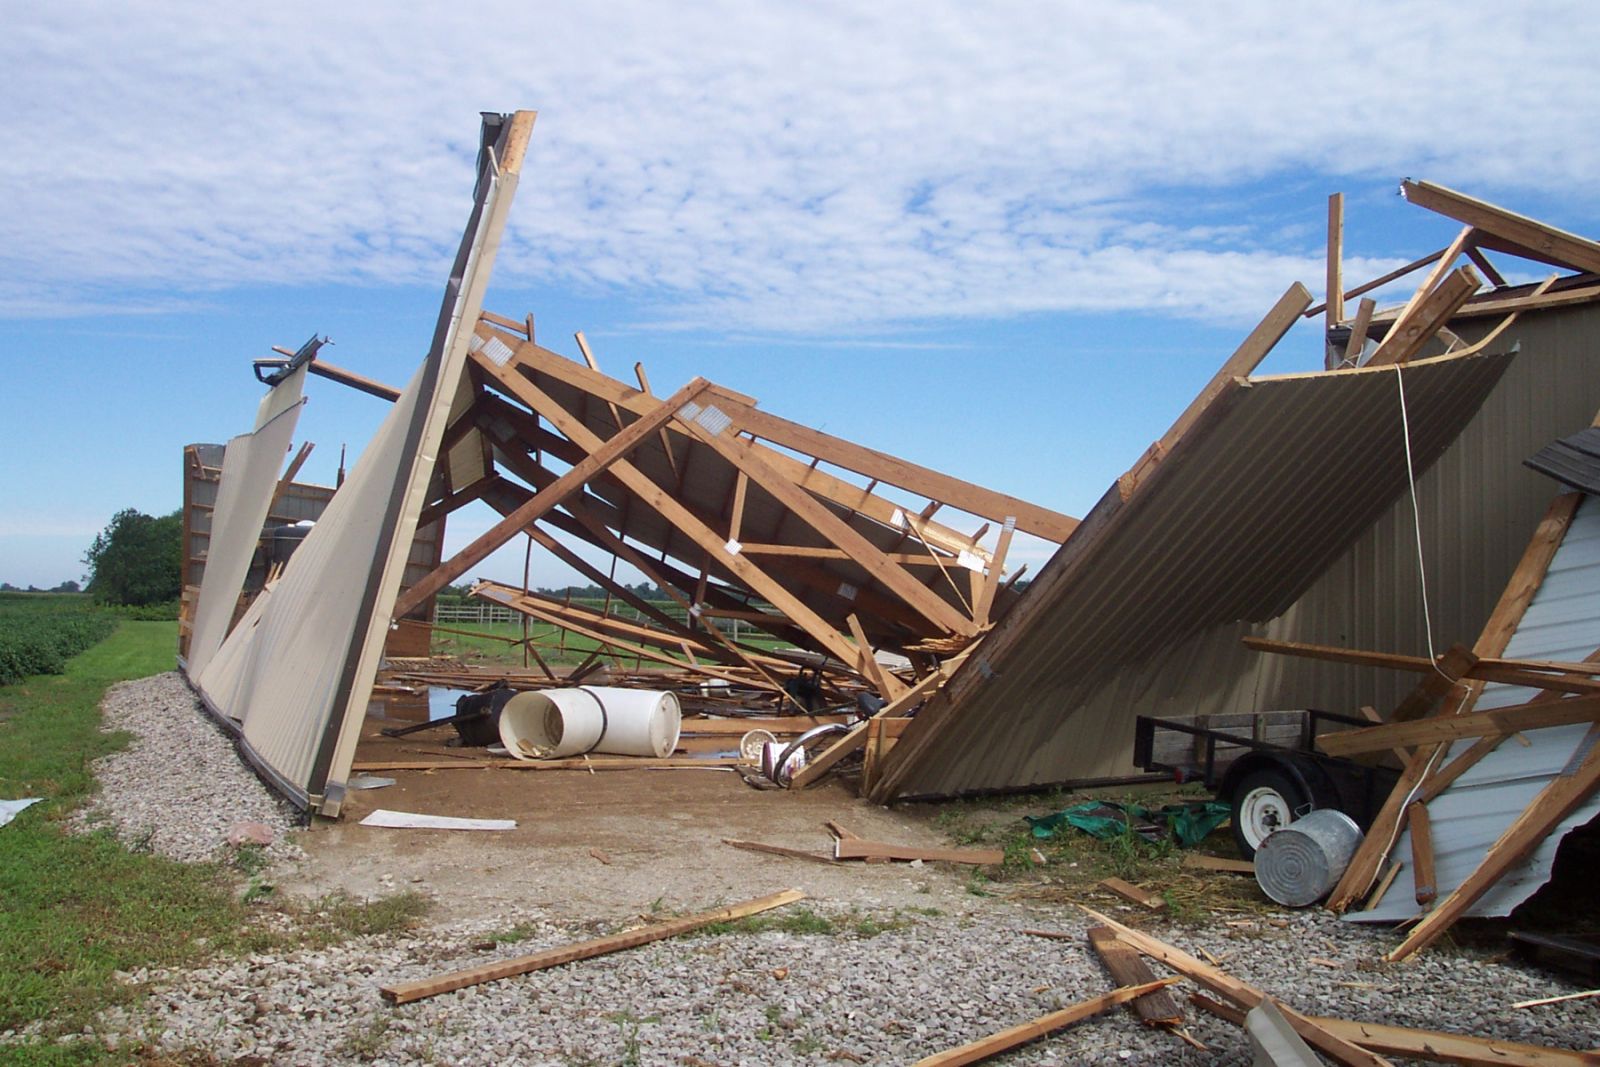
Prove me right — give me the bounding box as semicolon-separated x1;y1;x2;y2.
909;978;1182;1067
380;888;804;1004
1189;993;1597;1066
1181;854;1255;875
1088;926;1184;1028
723;839;838;865
1242;638;1600;697
1316;692;1600;757
1075;908;1394;1067
1097;877;1166;910
833;839;1004;866
350;757;742;771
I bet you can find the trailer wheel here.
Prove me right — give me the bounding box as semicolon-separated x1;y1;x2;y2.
1231;768;1310;859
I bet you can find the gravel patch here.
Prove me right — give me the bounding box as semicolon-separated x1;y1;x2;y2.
36;902;1600;1065
70;671;304;866
27;672;1600;1063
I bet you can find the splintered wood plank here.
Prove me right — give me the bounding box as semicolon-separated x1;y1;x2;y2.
1076;908;1394;1067
379;889;805;1004
1088;926;1184;1027
723;839;838;864
1366;264;1480;366
833;839;1004;866
1341;297;1376;368
909;978;1182;1067
1402;179;1600;275
1097;877;1166;911
1408;801;1437;905
1326;192;1345;330
1189;993;1595;1066
1181;854;1255;875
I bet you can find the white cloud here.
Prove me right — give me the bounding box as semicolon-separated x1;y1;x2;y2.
2;0;1596;329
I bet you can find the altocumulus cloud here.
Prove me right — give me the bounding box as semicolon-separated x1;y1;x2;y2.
1;0;1595;329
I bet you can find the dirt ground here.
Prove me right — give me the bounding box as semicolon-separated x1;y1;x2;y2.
281;724;991;923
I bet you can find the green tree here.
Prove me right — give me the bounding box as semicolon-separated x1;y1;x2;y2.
83;508;183;606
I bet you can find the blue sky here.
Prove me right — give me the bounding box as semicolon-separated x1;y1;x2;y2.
3;1;1598;589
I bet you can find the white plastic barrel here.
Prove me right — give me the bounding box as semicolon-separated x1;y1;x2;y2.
499;687;681;760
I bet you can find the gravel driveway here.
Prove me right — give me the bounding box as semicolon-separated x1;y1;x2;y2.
22;673;1600;1064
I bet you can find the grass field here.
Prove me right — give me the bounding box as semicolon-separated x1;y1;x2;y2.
0;615;426;1064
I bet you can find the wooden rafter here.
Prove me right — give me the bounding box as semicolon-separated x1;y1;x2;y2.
1401;179;1600;276
393;376;713;618
473;351;868;669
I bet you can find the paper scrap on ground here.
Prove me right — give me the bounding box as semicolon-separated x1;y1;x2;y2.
0;798;42;829
360;809;515;831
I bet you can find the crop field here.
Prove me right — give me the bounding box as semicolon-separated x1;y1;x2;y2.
0;592;117;687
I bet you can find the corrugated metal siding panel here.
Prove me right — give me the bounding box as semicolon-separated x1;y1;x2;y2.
1355;495;1600;923
894;348;1517;796
894;302;1600;797
185;367;306;677
198;368;426;799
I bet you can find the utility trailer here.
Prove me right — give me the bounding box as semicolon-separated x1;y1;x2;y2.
1133;710;1400;858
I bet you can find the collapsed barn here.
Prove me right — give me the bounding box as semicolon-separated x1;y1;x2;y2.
181;112;1600;960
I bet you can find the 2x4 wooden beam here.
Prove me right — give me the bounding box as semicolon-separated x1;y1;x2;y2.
1402;179;1600;276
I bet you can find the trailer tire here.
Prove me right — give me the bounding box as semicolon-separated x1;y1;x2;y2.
1231;767;1311;859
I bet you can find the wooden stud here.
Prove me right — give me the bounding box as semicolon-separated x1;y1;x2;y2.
676;416;977;637
1367;264;1481;367
1317;692;1600;758
1303;247;1449;319
971;517;1016;629
1087;926;1184;1028
787;651;971;789
379;889;803;1004
833;838;1003;865
846;612;908;700
909;978;1182;1067
1464;244;1508;288
1408;801;1437;905
1326;192;1345;331
1377;226;1474;346
1341;298;1376;369
1122;283;1311;498
1098;877;1166;911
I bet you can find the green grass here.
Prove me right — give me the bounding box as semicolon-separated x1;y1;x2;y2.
0;618;430;1065
0;620;257;1050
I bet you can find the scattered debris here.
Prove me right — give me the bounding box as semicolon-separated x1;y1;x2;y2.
0;797;41;829
358;810;516;831
1096;877;1166;911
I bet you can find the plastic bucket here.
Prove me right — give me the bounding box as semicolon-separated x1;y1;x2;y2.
499;687;681;760
1254;808;1363;907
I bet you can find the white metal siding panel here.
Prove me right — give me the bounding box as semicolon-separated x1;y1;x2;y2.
1354;494;1600;923
185;367;306;677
